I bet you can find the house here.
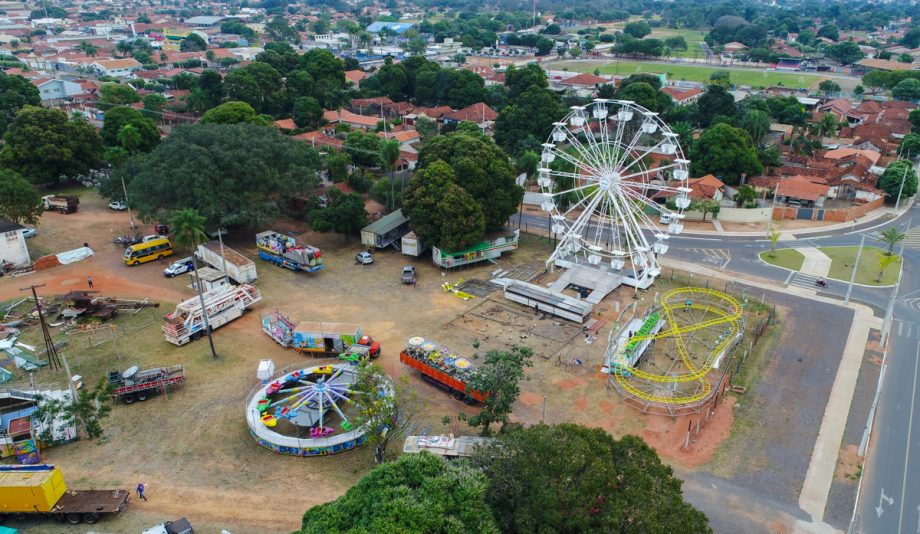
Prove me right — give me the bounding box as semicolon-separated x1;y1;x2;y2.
322;109;378;131
775;175;830;207
274;118;297;130
723;42;748;53
293;130;344;150
442;102;497;129
344;69;369;86
360;209;410;249
686;174;725;202
0;219;30;267
555;72;610;95
92;58;142;77
378;128;421;145
34;78;83;101
661;86;703;105
185;16;228;28
855;58;919;72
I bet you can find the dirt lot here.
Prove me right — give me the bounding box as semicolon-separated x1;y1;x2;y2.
2;190;783;533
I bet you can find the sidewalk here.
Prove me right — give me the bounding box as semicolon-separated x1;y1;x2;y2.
799;248;832;278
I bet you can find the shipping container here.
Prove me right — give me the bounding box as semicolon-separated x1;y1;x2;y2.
0;465;67;513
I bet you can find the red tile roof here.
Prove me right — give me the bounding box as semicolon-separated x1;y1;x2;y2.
776;175;829;201
444;102;497;122
558;72;608;87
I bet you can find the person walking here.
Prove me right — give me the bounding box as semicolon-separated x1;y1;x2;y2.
87;276;94;289
136;482;147;501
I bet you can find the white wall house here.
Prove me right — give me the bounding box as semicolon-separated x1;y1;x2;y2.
36;78;83;101
92;58;142;77
0;219;30;267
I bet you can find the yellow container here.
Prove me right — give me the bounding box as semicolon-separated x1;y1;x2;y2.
0;466;67;512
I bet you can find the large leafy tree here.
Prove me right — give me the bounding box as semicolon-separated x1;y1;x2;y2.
0;169;42;224
187;70;223;113
695;84;736;128
308;188;367;240
690;123;763;185
125;123;320;228
1;106;103;185
878;160;918;200
179;32;207;52
448;69;486;108
739;109;771;144
494;86;564;155
504;63;548;100
200;101;272;125
299;453;499;534
292;96;323;128
473;424;711;534
460;346;532;436
0;73;40;135
300;49;345;108
98;82;140;109
893;79;920;102
900;133;920;158
344;130;383;168
418;133;523;230
100;107;159;152
826;41;863;65
402;160;486;251
352;363;423;464
223;62;287;115
615;82;661;111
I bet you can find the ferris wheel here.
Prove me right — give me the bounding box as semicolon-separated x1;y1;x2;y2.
538;99;693;287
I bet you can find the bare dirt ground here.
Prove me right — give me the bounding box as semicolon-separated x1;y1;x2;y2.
1;190;805;533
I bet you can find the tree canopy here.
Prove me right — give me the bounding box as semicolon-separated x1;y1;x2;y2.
123;123;320;229
418;133;523;231
0;169;42;225
494;86;564;155
100;107;160;152
299;453;499;534
691;123;763;185
0;73;40;135
1;106;103;185
695;84;736;128
473;424;711;534
308;187;367;240
402;160;486;251
878;160;918;200
200;101;272;126
223;62;288;115
893;78;920;102
461;345;533;436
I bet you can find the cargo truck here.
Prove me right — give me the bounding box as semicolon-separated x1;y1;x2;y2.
108;364;186;404
194;241;257;284
399;336;485;404
162;284;262;346
41;195;79;214
0;464;129;524
255;231;323;273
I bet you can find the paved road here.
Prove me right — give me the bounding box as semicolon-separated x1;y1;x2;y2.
516;199;920;532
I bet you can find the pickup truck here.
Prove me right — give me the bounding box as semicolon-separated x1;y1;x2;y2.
401;265;416;284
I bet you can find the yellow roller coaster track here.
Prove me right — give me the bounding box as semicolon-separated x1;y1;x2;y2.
612;287;743;405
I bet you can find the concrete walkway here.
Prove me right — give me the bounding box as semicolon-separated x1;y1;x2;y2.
799;247;832;278
798;305;881;524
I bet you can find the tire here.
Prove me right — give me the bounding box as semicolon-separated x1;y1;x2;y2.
122;394;136;404
137;391;149;401
463;396;477;406
66;513;82;524
452;390;465;401
83;512;100;524
157;254;164;260
132;260;140;266
191;331;203;341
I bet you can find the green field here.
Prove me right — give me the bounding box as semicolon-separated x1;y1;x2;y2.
759;249;805;271
648;28;708;59
820;246;901;286
556;60;829;89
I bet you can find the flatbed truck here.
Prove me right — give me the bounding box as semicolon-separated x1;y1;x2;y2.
108;365;186;404
0;464;128;525
399;337;485;404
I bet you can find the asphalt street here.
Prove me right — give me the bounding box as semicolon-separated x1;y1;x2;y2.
514;199;920;533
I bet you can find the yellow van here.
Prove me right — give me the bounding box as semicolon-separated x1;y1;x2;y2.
124;237;173;266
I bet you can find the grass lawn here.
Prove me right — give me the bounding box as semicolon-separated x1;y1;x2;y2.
648;28;708;59
556;60;829;89
759;249;805;271
820;246;901;286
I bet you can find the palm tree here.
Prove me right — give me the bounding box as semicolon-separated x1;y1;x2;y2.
171;208;218;359
879;226;906;256
768;227;781;258
876;252;899;283
117;124;140;229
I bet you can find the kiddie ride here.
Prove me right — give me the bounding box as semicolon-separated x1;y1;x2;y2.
399;336;486;405
246;363;392;457
261;310;380;361
256;231;323;273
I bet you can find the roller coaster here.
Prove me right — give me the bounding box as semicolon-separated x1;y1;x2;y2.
604;287;744;415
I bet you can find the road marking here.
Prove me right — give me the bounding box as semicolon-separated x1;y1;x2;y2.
784;270;796;284
898;343;920;534
899;322;904;336
899;298;920;314
878;488;895;517
916;503;919;533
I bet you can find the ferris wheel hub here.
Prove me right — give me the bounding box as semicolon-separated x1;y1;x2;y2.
600;172;620;190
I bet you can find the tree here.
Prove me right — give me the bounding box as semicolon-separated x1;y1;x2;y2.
402;160;486;250
99;82;140;109
826;41;863;65
690;124;763;185
308;188;367;240
911;109;920;133
127;124;321;228
266;15;300;43
298;453;499;534
696;84;736;127
623;20;652;39
818;80;841;95
899;54;915;64
324;150;351;183
900;133;920;158
459;346;532;436
200;101;271;125
223;62;287;115
616;82;661;111
813;112;841;139
187;70;223;113
739;109;770;144
817;24;839;42
473;424;711;534
1;106;103;185
504;64;547;100
353;363;423;463
448;69;487;109
494;86;564;155
0;169;42;224
100;106;159;152
733;184;757;207
893;79;920;102
879;226;906;255
32;378;113;441
878;160;918;200
0;72;40;135
418;133;523;231
142;93;166;118
344;131;383;168
516;150;540;178
876;252;898;283
768;227;780;257
171;208;217;359
414;115;438;138
902;28;920;49
179;32;207;52
292;96;323;128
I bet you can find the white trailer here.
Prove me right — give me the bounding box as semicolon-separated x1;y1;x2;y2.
162;284;262;346
401;231;428;257
194;241;257;284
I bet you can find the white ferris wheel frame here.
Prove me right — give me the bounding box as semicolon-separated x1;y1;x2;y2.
538;99;694;282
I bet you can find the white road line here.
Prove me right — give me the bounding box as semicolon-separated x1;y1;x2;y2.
898;343;920;534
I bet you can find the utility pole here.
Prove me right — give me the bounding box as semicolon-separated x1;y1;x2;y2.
844;233;865;304
765;185;779;235
119;171;136;229
895;159;911;212
20;284;76;402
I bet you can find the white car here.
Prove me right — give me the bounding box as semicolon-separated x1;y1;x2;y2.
163;258;195;277
355;251;374;265
109;200;127;211
21;228;37;239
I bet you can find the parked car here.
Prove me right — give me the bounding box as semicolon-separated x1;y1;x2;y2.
142;517;193;534
401;265;416;284
164;257;195;278
21;228;37;239
355;251;374;265
109;200;127;211
659;213;671;224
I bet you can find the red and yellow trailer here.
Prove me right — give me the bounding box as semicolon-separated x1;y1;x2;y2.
399;337;486;404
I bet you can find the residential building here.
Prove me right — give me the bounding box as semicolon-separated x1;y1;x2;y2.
92;58;142;77
0;219;30;267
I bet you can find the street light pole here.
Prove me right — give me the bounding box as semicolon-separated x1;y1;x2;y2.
880;244;904;347
766;185;779;235
844;233;865;304
895;160;910;212
119;171;136;229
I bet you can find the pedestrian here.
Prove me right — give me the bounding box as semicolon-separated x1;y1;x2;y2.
87;276;94;289
136;482;147;501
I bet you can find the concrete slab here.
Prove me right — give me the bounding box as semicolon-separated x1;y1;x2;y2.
799;247;832;278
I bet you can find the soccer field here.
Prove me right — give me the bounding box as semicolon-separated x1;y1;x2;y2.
556;60;833;89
